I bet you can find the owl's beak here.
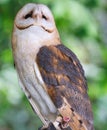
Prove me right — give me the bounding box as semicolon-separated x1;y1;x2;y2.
33;23;52;33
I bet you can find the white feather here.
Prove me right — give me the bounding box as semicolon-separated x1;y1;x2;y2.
33;62;57;113
16;62;57;124
18;77;48;126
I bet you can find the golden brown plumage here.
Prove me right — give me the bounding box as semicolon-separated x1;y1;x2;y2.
11;3;94;130
36;45;93;130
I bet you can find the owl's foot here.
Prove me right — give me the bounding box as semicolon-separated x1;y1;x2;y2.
38;116;71;130
53;116;71;130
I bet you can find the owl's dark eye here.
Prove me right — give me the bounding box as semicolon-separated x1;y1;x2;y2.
24;11;33;19
42;15;48;20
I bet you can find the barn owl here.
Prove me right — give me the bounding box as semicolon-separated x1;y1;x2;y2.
12;3;94;130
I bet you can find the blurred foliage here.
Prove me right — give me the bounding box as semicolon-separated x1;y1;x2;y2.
0;0;107;130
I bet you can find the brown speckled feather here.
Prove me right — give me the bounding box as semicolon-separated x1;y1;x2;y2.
36;44;94;130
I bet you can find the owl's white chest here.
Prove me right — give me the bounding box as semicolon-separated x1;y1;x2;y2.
14;28;57;124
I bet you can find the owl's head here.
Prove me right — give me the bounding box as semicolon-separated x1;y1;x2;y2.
12;3;60;47
15;4;54;31
12;3;61;55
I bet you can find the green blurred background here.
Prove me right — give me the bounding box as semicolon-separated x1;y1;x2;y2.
0;0;107;130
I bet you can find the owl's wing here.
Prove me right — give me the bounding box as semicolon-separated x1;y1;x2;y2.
36;44;94;130
17;76;49;126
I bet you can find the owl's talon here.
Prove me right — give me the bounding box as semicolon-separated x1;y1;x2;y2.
53;116;62;130
61;123;69;129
